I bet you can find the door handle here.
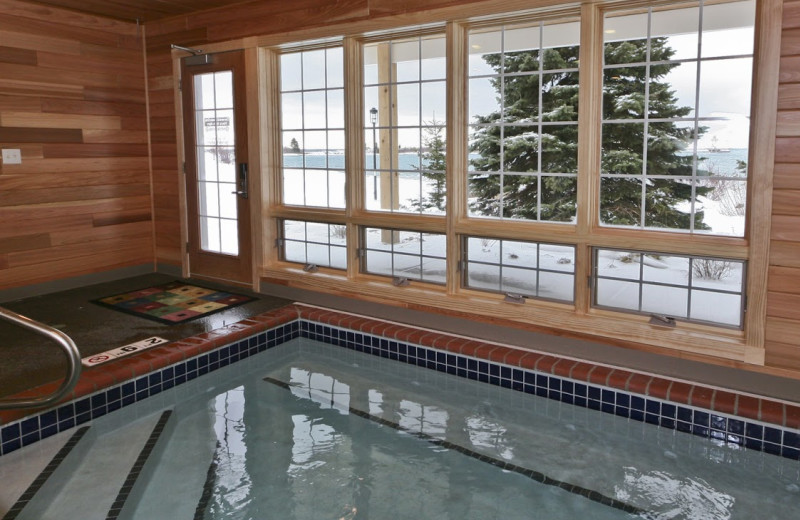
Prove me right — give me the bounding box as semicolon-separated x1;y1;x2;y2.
233;163;248;199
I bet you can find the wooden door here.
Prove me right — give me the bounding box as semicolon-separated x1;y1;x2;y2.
181;50;252;285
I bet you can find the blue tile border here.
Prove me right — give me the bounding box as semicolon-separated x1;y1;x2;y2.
2;316;799;464
299;319;800;462
0;321;299;457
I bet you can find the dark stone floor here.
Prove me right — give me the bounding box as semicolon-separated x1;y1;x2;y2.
0;274;290;398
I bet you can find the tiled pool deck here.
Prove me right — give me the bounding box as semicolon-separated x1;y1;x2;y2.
2;303;799;460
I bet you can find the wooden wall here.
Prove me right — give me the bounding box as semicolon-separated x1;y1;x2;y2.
143;0;800;375
770;0;800;371
0;0;152;291
2;0;795;375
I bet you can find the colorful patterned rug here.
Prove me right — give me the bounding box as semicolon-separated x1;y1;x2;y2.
92;281;257;325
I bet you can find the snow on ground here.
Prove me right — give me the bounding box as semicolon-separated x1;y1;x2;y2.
280;153;744;326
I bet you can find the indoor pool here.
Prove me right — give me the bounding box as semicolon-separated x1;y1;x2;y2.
10;338;800;520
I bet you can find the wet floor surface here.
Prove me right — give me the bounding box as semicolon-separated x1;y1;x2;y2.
0;274;290;398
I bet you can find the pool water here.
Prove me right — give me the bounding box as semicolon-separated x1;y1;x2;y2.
122;339;799;519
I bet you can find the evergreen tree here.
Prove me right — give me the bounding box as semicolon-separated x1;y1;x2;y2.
289;137;301;154
469;37;709;229
415;120;447;212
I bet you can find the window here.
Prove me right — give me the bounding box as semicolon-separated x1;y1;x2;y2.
601;1;754;235
467;18;580;222
361;228;446;284
363;35;447;214
280;220;347;270
593;249;745;328
194;70;238;254
280;47;346;208
463;237;575;303
261;0;777;358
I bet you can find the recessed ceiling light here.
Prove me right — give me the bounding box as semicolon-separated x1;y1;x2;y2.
605;29;617;34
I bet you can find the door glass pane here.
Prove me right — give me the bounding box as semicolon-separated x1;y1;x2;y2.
194;70;238;255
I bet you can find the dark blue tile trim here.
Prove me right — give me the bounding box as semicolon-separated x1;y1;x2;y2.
0;321;295;457
2;317;799;465
296;319;800;462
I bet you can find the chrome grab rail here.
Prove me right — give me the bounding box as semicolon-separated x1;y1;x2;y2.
0;307;82;410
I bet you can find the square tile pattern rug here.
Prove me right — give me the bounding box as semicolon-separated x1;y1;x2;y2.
93;281;256;325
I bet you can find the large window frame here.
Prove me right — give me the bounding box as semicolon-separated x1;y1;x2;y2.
251;0;779;365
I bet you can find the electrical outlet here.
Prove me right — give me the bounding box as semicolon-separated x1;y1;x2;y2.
2;149;22;165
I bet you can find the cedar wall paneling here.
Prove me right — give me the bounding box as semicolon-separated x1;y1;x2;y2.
145;1;799;372
0;0;153;290
770;0;800;370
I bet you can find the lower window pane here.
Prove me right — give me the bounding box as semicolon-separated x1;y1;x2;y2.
280;220;347;271
596;278;640;311
362;228;446;285
501;266;538;296
366;250;394;277
593;248;744;328
642;285;689;318
539;271;575;302
691;291;742;327
420;258;447;284
463;237;575;303
466;263;501;291
284;240;306;264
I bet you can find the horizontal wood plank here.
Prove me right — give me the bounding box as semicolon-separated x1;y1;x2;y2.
772;189;800;215
765;340;800;371
0;28;80;54
766;316;800;345
776;109;800;136
770;240;800;268
767;292;800;321
768;265;800;293
42;142;148;158
0;111;121;130
0;214;92;240
0;0;138;33
0;127;82;143
0;45;36;65
770;214;800;242
0;170;149;190
0;233;50;253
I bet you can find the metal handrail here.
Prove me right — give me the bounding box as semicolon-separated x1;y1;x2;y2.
0;307;82;410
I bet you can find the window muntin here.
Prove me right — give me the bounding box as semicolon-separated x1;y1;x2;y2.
593;248;745;328
361;228;446;284
281;220;347;270
266;0;770;342
194;71;239;255
363;35;447;215
601;0;754;236
281;47;346;208
467;19;581;222
463;237;575;303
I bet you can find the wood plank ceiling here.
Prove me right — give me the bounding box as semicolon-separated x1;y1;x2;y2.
22;0;251;22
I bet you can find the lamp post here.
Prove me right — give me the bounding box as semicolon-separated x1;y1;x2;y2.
370;107;377;200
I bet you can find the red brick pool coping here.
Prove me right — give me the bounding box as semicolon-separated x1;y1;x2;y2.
2;303;798;431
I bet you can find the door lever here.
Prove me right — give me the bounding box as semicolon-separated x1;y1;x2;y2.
233;163;249;199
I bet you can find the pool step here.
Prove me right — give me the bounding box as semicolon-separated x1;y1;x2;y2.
0;426;95;519
119;405;221;519
10;410;174;520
